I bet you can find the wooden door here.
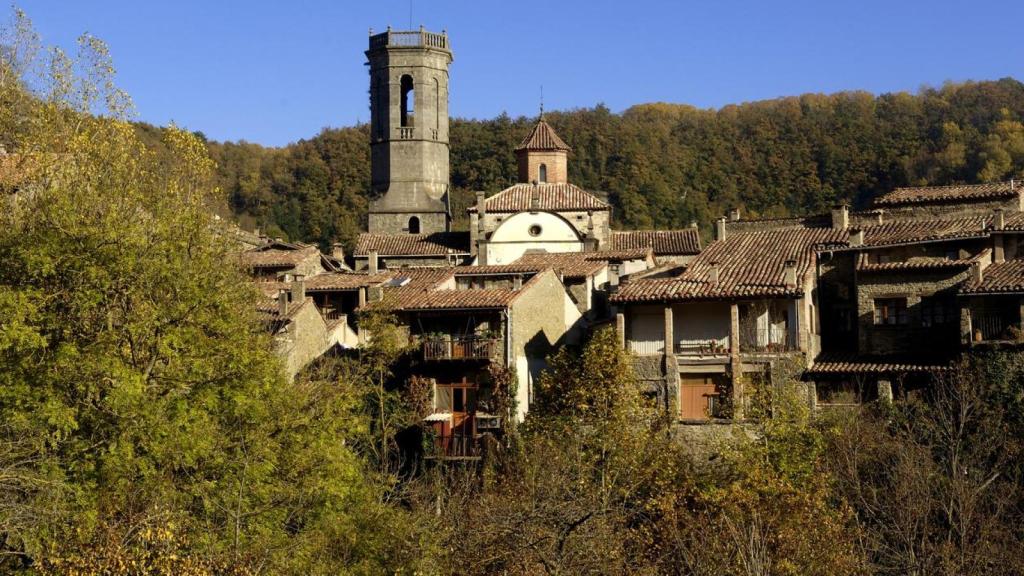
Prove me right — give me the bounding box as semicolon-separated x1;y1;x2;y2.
679;375;720;420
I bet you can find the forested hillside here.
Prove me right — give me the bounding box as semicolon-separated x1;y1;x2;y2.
208;79;1024;248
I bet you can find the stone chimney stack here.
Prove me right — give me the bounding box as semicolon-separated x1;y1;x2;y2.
331;243;345;261
994;208;1005;231
530;184;541;212
513;274;523;291
291;274;305;302
729;207;741;222
714;217;727;242
278;289;289;316
368;249;379;274
708;262;720;287
849;228;864;247
972;260;985;284
783;260;797;289
831;204;849;230
475;191;487;232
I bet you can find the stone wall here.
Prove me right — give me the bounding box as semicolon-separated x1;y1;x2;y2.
367;211;449;236
856;267;970;354
509;269;583;421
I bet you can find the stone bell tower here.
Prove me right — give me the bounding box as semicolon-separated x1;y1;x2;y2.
366;26;453;235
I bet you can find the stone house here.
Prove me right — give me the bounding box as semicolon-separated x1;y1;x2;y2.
611;224;845;421
373;266;582;458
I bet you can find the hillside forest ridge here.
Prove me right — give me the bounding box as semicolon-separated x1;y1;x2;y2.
186;78;1024;251
3;7;1024;576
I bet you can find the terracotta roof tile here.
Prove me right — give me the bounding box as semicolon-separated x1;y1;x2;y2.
354;232;471;257
808;352;952;375
512;252;608;279
612;227;846;302
611;230;701;255
961;259;1024;294
240;243;320;268
1002;212;1024;231
857;257;978;274
858;217;989;247
515;119;571;152
874;181;1018;207
304;272;393;291
469;183;608;213
379;270;550;311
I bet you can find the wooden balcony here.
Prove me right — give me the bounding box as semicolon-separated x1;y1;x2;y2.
426;432;483;460
422;336;497;361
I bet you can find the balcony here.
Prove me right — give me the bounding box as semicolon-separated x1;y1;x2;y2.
422;336;497;361
426;432;483;460
970;313;1022;343
369;29;450;51
739;327;796;354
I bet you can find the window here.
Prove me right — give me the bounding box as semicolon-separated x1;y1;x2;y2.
528;224;542;237
400;74;414;127
408;216;420;234
921;295;954;327
538;163;548;183
873;298;908;325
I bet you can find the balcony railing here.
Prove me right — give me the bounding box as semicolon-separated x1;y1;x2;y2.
972;314;1021;342
428;432;482;459
676;340;730;357
423;336;497;361
369;29;449;51
740;327;796;353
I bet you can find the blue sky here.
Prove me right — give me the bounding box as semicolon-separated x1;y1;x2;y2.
15;0;1024;147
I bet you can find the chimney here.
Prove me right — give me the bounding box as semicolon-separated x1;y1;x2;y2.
783;259;797;289
972;260;984;285
278;289;289;316
513;274;523;291
849;227;864;247
367;286;384;302
708;262;720;287
714;217;727;242
368;249;379;274
291;274;305;302
331;243;345;260
690;220;698;229
831;204;849;230
530;184;541;212
475;191;487;232
729;207;741;222
587;211;595;238
994;208;1005;231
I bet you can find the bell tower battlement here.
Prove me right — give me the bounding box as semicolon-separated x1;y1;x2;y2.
366;27;453;234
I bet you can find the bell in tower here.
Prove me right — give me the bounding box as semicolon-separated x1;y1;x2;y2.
366;26;453;235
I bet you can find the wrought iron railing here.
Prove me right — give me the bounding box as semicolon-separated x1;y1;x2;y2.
422;337;497;361
739;327;795;353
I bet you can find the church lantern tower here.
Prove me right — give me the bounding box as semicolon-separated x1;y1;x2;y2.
366;26;453;234
515;118;571;185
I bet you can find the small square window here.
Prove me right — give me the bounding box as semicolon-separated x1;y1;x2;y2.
873;298;908;325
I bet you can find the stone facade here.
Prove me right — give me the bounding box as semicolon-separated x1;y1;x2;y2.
366;29;453;234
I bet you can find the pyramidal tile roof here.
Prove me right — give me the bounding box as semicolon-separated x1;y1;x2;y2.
515;119;571;152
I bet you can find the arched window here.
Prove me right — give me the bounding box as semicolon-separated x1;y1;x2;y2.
408;216;420;234
434;78;440;136
400;74;415;127
538;163;548;183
